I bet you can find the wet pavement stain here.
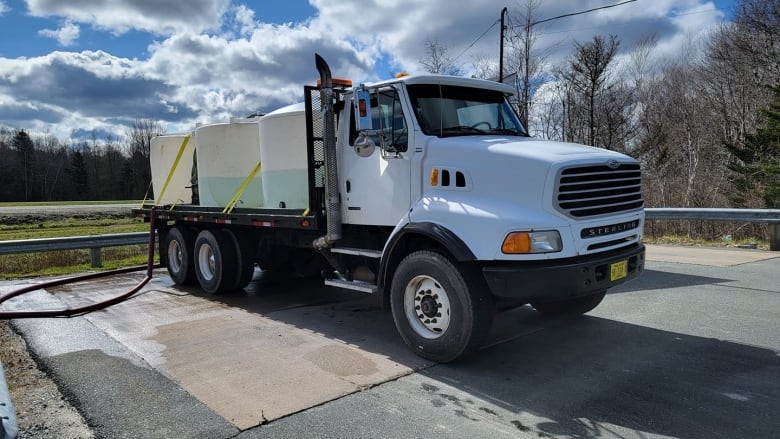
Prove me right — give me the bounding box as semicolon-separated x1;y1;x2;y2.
421;382;440;392
303;344;379;377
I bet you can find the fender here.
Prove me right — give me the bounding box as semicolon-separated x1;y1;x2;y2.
377;222;476;293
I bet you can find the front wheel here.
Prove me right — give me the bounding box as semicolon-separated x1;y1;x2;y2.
530;290;606;316
390;251;493;363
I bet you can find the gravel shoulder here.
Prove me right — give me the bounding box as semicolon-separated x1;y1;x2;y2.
0;320;93;439
0;204;130;438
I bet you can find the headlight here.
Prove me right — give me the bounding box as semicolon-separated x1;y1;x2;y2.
501;230;562;254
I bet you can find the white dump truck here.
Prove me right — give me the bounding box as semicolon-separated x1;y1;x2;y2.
135;54;645;362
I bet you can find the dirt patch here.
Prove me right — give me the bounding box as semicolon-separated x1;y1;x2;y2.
0;320;93;438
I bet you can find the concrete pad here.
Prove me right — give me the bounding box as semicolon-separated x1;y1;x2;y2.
43;271;431;430
645;244;779;267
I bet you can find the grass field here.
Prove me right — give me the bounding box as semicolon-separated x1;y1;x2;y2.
0;200;143;207
0;205;155;280
0;217;148;241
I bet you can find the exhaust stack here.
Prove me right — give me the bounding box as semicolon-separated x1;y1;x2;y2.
312;54;344;273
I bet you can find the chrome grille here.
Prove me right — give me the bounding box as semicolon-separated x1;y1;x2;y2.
555;163;644;218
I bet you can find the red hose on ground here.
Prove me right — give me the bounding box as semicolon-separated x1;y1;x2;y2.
0;208;160;319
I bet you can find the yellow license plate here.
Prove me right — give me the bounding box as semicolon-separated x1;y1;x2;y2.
610;260;628;281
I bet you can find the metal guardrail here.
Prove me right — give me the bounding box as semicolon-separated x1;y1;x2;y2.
644;208;780;223
0;209;777;260
644;208;780;251
0;232;153;267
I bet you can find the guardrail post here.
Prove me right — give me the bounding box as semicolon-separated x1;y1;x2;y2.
89;247;103;268
771;224;780;252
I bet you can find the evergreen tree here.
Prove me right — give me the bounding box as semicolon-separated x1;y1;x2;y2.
69;150;90;200
727;85;780;208
11;129;37;201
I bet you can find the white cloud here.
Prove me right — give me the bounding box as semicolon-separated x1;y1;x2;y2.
1;0;730;141
233;4;256;37
38;21;80;47
0;1;9;16
26;0;231;35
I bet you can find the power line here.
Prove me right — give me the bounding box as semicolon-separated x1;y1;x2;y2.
452;1;638;68
453;20;499;62
534;8;719;36
530;0;638;27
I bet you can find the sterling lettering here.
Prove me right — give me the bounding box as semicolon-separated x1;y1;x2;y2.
581;220;639;238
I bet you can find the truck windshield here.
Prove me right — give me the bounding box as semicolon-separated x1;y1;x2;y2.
407;84;528;138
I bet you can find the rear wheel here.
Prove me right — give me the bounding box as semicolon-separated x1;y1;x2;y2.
193;229;238;294
530;290;606;316
224;229;256;290
164;226;196;286
390;250;493;363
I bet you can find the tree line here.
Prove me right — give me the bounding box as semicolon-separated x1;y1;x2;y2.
422;0;779;216
0;119;162;202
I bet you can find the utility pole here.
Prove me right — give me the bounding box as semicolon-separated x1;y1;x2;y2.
499;7;507;83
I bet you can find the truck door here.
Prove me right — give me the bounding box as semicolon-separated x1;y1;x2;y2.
340;87;412;226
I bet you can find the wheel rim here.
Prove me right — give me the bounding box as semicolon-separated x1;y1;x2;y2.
404;275;451;339
168;239;183;273
198;243;216;281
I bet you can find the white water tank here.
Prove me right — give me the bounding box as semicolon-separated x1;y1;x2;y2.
194;117;264;208
259;103;309;209
150;133;196;205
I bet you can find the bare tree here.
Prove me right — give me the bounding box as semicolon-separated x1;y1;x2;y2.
730;0;780;80
419;38;463;76
470;54;497;80
506;0;546;128
561;35;620;147
125;118;164;198
126;118;163;159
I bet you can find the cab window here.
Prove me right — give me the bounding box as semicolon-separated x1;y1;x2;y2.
350;88;408;152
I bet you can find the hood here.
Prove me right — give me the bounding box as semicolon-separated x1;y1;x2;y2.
427;135;628;165
422;135;637;212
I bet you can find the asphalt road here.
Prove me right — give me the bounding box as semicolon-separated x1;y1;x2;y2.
2;245;778;439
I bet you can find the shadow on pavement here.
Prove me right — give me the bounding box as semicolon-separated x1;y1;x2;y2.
608;269;732;293
429;311;780;438
195;269;779;438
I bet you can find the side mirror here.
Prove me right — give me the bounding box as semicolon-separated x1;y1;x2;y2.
354;90;373;131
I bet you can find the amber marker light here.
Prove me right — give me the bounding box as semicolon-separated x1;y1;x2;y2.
430;168;439;186
502;230;563;254
502;232;531;254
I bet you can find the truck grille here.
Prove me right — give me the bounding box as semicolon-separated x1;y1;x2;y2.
555;163;644;218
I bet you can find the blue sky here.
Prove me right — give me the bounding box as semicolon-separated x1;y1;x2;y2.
0;0;736;142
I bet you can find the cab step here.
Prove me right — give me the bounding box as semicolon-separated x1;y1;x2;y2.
330;247;383;258
324;278;377;294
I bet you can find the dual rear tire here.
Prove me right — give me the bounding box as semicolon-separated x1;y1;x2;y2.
163;226;255;294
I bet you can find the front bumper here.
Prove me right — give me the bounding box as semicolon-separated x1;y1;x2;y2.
482;243;644;301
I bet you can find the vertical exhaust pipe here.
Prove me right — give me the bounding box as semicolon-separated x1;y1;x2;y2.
312;54;346;277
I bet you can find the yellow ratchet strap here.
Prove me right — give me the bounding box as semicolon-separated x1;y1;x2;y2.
301;208;310;216
222;161;262;214
168;188;188;211
140;179;154;208
156;135;191;206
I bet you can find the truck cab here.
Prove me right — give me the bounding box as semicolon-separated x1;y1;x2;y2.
324;70;644;361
